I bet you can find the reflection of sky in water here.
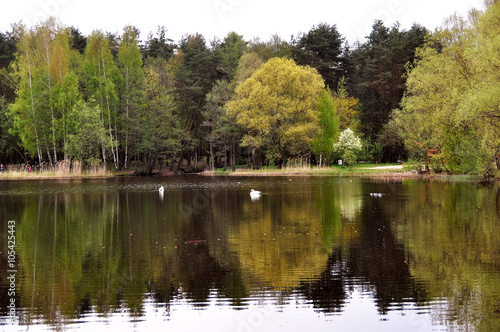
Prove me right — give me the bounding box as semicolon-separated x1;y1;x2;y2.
3;289;452;331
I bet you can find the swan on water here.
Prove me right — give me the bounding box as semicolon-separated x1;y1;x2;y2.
159;186;164;193
250;189;261;199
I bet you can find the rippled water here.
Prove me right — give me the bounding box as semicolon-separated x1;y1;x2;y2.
1;176;499;331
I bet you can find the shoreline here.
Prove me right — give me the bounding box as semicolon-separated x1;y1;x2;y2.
200;170;466;180
0;165;485;182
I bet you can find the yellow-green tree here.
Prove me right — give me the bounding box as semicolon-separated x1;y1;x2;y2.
393;1;500;177
334;77;361;132
9;19;81;165
226;57;324;168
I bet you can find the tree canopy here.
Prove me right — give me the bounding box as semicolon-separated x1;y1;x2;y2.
1;3;499;176
226;57;324;168
392;1;500;177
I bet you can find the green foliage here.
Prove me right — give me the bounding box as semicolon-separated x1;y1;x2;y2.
65;100;106;163
293;23;346;90
312;89;339;166
138;57;182;174
143;26;175;61
429;154;444;174
358;138;373;163
393;2;500;178
118;25;145;169
248;34;292;62
234;52;263;85
219;32;247;80
226;57;325;168
203;79;239;170
85;29;121;167
1;7;497;177
173;33;219;160
454;134;495;178
0;30;16;101
350;21;428;139
403;157;425;174
9;19;82;164
334;77;361;132
372;142;384;164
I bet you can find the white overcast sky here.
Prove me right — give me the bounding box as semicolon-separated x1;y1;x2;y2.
1;0;485;44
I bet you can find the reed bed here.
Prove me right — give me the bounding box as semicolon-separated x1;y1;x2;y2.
0;160;110;180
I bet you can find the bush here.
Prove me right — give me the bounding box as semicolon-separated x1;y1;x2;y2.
404;158;426;174
429;154;444;173
333;128;363;168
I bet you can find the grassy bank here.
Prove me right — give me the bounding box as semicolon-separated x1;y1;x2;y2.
203;163;411;176
0;163;488;181
203;164;491;181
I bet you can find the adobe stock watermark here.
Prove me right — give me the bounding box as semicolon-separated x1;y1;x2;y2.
409;312;432;332
178;189;218;220
6;220;17;324
21;0;72;27
235;305;274;332
213;0;245;21
354;0;408;38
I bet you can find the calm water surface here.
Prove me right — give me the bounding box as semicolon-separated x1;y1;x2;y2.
0;176;499;331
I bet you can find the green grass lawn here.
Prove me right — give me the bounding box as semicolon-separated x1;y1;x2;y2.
211;163;406;175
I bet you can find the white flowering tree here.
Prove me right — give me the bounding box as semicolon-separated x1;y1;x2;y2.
333;128;362;167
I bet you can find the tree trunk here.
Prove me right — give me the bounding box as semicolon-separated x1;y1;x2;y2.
277;158;284;169
223;150;227;171
26;54;42;165
169;155;176;171
124;67;130;170
231;138;236;172
143;153;157;175
209;142;214;170
177;152;183;170
252;149;261;170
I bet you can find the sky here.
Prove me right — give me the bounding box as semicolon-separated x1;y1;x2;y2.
0;0;485;44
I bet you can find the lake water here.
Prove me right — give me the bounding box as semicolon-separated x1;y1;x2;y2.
1;175;499;331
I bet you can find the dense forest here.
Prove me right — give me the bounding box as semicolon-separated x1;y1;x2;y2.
0;0;498;177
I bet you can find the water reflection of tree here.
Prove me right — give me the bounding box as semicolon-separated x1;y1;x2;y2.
345;196;429;313
227;189;332;290
299;248;348;314
394;181;500;331
299;199;428;315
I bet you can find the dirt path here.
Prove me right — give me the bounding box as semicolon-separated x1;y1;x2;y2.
360;165;404;170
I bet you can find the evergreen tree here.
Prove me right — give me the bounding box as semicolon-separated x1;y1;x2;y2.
351;21;427;139
293;23;346;90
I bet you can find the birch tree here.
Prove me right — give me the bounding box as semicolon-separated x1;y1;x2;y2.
118;25;144;169
84;30;121;170
10;19;80;165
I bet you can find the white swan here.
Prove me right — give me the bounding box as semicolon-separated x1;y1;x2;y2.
159;186;164;193
250;189;261;200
